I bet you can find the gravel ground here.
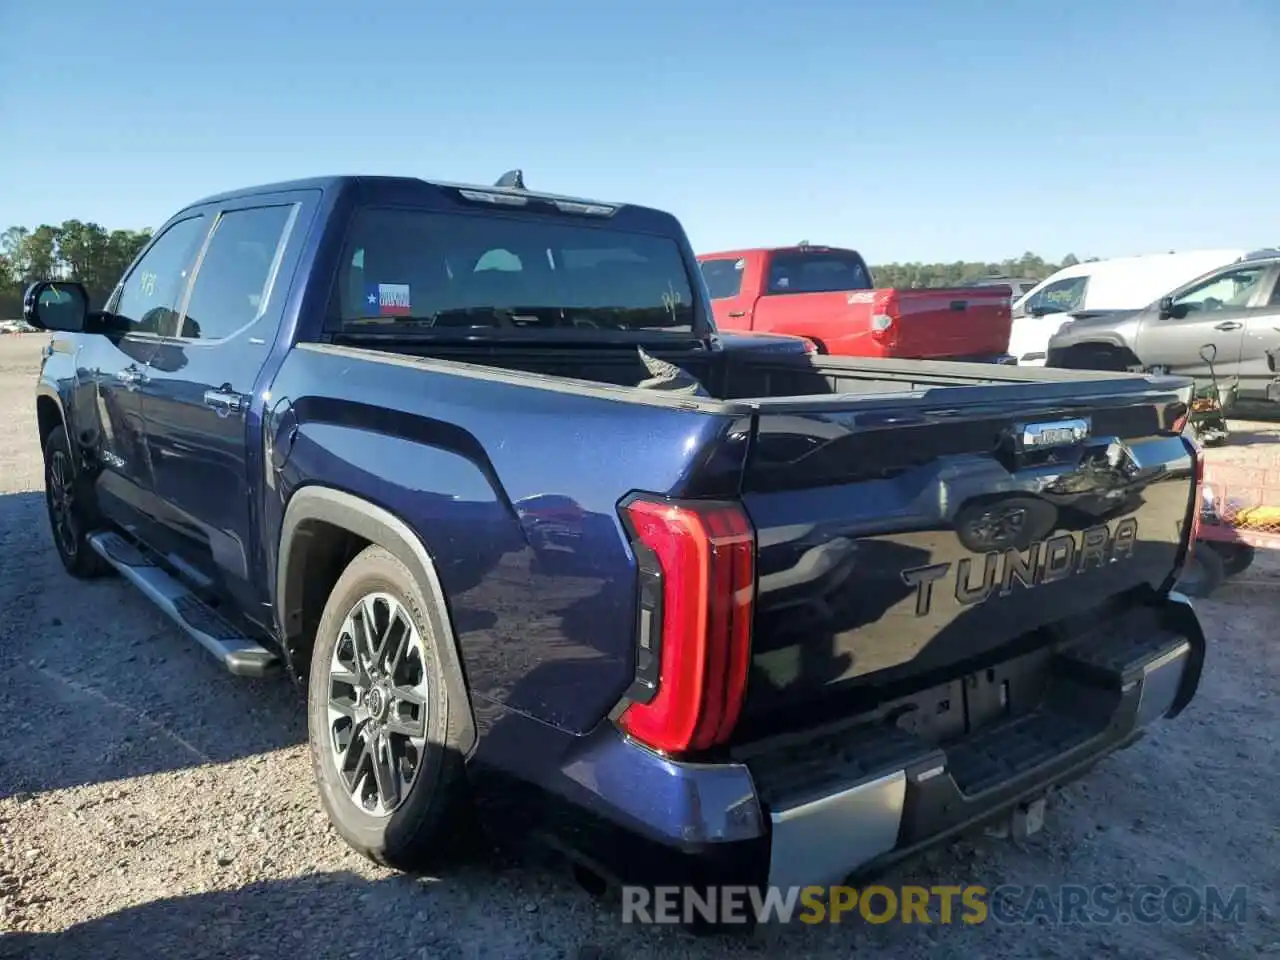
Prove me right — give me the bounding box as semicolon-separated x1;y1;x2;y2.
0;333;1277;959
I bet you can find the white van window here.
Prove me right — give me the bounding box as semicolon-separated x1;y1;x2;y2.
1024;276;1087;315
1171;265;1268;313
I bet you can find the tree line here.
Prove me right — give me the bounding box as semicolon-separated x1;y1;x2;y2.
0;219;1087;320
1;222;153;318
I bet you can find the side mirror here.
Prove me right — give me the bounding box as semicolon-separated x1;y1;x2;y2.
1159;296;1189;320
23;280;89;333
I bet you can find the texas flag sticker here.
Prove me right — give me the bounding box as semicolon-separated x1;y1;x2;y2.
364;282;411;316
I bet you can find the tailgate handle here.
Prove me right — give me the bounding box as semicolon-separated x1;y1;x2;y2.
950;300;969;311
1014;417;1091;451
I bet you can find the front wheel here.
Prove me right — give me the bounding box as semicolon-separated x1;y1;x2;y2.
307;544;473;871
42;427;112;579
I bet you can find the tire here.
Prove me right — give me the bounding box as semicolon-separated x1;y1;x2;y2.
307;544;473;871
1204;541;1256;578
1059;345;1131;372
42;427;112;579
1176;542;1226;598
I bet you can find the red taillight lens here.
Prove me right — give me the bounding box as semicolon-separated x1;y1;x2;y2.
616;497;755;754
869;291;899;346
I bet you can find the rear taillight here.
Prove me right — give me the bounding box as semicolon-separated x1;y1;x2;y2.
616;496;755;754
869;291;899;346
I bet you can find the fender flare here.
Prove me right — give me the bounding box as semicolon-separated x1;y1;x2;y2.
35;383;68;442
1061;334;1132;352
277;485;478;756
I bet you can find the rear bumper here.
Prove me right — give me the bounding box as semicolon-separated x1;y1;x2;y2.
500;592;1204;892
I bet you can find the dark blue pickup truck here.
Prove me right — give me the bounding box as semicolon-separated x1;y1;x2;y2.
26;173;1207;903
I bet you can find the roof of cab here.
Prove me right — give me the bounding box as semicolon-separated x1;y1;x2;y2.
187;174;635;213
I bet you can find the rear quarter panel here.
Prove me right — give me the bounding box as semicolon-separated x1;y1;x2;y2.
263;344;750;734
750;291;880;355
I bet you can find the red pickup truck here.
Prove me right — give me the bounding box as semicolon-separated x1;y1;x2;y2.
697;244;1013;360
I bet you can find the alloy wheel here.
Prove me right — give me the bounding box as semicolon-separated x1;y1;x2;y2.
47;449;78;559
326;592;430;817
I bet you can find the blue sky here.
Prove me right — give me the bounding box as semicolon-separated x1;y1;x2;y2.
2;0;1276;263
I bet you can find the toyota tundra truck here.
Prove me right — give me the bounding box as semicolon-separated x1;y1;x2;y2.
28;172;1205;906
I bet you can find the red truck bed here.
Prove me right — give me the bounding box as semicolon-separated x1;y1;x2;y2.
697;245;1012;361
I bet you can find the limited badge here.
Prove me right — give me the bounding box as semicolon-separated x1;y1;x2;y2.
364;283;411;316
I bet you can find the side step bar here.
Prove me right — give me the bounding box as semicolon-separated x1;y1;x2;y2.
88;531;280;678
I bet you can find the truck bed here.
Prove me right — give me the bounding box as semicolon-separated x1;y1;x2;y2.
291;336;1196;746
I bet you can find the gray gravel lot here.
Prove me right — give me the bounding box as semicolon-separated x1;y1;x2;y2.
0;333;1277;959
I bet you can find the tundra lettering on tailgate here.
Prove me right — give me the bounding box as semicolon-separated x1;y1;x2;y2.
901;517;1139;617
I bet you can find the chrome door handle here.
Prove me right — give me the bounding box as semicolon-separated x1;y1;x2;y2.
1214;321;1243;331
203;390;246;414
116;366;149;388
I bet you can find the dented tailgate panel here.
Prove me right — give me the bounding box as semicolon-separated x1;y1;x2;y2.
737;390;1196;733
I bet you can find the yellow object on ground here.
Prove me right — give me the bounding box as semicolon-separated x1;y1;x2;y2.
1231;505;1280;529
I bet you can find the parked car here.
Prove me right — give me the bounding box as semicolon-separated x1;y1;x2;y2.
1047;252;1280;406
696;245;1013;361
26;173;1205;905
1010;250;1247;366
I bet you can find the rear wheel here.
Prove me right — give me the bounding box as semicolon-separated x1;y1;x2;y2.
307;544;473;871
42;427;112;579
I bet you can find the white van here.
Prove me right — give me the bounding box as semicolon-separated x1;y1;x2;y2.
1009;249;1246;365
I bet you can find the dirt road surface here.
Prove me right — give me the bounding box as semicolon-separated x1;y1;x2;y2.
0;334;1276;959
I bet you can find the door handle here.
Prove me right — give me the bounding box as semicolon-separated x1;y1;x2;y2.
1214;321;1243;331
728;311;746;318
116;365;150;388
203;389;246;415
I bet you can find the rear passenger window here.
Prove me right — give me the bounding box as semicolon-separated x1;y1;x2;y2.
699;258;744;299
114;216;209;335
177;205;296;341
764;250;871;294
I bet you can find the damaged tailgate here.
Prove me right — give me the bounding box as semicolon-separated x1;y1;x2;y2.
734;374;1199;741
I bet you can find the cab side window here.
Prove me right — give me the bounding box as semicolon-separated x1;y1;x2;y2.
1023;276;1087;315
1266;269;1280;307
699;258;745;300
1171;265;1268;313
114;216;209;335
177;205;296;341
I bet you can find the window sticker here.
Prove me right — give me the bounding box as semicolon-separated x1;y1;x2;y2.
364;282;411;316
